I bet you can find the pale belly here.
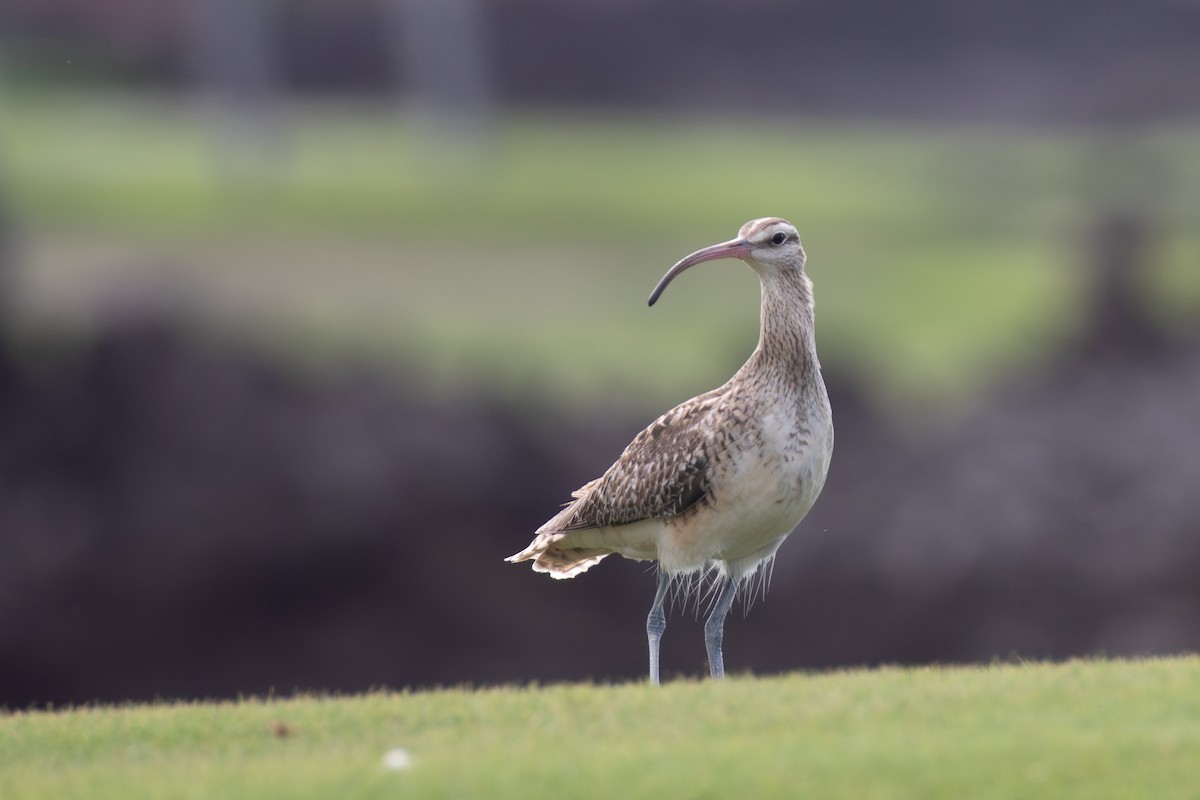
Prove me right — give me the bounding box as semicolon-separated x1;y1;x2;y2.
657;435;832;577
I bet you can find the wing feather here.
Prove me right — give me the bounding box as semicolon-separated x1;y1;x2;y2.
550;388;723;531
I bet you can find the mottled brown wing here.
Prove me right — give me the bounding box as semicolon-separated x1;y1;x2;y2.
555;389;722;531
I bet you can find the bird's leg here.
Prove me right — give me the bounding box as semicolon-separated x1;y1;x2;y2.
704;574;739;679
646;570;670;685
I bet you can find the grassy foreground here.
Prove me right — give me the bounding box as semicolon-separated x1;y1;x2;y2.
3;657;1199;799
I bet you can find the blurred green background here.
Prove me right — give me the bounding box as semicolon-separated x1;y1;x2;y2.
5;98;1200;411
9;36;1200;412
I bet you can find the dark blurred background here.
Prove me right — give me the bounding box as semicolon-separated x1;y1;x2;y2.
1;0;1199;706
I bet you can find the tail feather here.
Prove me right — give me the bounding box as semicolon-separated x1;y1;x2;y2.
505;531;610;579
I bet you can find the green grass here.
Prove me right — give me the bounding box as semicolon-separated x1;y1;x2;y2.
4;94;1200;411
3;657;1199;799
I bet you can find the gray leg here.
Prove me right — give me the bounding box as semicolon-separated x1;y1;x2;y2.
646;570;670;685
704;575;739;679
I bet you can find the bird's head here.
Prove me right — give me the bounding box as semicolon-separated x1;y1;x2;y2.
648;218;806;306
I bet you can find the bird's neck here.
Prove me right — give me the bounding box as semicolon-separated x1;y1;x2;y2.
742;268;820;386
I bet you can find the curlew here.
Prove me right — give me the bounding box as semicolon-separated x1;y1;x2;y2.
506;218;834;684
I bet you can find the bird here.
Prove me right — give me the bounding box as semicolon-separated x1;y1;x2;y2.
506;217;833;684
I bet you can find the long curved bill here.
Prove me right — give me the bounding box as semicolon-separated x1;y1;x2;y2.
647;238;754;306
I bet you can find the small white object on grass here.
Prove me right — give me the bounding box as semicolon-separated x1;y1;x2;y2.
382;747;413;771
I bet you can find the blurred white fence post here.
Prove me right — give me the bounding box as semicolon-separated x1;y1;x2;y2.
383;0;494;174
184;0;285;176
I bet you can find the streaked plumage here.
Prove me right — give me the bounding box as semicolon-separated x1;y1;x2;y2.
507;218;834;683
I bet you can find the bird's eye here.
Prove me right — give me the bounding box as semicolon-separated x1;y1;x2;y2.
771;232;787;246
